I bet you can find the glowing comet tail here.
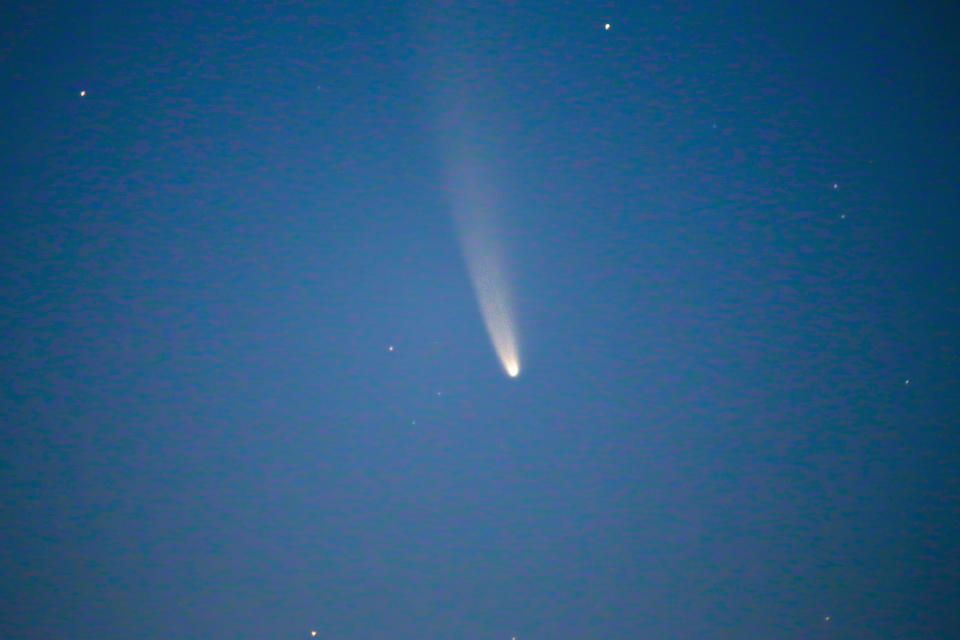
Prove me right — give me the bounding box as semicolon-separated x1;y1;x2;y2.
450;168;521;378
464;239;520;378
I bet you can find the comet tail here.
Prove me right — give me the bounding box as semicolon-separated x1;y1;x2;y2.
448;161;521;378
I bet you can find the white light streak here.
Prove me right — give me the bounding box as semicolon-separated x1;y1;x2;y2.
424;9;524;379
448;160;521;379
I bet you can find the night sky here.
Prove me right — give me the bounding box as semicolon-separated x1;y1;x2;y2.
3;2;959;639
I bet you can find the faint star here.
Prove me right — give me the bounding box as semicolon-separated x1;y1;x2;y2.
388;345;394;351
311;632;317;637
832;183;839;190
905;379;910;385
824;616;831;622
841;214;846;219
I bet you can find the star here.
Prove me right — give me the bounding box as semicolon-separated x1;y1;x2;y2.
905;379;910;385
311;632;318;637
388;345;394;351
832;183;839;190
79;90;86;97
604;23;610;30
824;616;831;622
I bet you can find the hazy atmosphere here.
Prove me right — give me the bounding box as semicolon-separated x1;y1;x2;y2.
3;1;959;638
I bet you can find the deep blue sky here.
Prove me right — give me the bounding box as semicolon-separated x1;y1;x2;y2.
2;2;959;638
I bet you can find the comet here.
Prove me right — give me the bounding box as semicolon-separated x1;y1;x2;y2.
447;159;521;378
423;9;523;378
